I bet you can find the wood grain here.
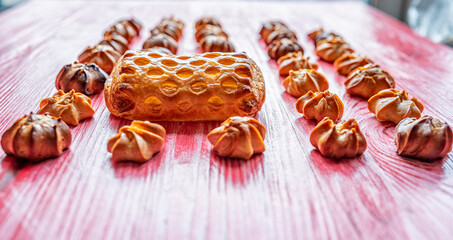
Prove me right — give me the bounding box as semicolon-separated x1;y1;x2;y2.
1;1;453;239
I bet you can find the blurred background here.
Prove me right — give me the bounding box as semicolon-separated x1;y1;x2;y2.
1;0;452;47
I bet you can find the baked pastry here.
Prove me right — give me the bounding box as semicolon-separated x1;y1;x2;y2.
260;21;287;40
283;69;329;98
159;16;185;33
207;116;266;159
345;64;395;99
315;37;353;63
395;115;452;161
199;35;235;52
78;44;122;74
1;114;71;161
310;117;367;159
55;61;108;95
98;33;129;54
296;90;344;122
367;89;424;124
104;51;265;121
144;47;173;55
151;24;181;41
195;25;228;42
142;34;178;54
268;38;303;60
195;17;221;31
277;52;318;76
38;90;95;126
104;18;142;43
264;28;297;45
107;121;166;163
308;28;340;45
333;53;372;76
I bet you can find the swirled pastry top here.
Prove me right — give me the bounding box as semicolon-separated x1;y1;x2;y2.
277;52;318;76
345;64;395;99
395;116;452;161
296;90;344;122
310;118;367;159
283;69;329;98
1;114;71;161
55;61;108;95
105;50;265;121
333;53;372;76
367;89;424;124
107;121;166;163
207;116;266;159
315;37;353;63
38;90;95;126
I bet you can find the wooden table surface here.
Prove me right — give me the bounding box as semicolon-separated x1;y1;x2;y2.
1;1;453;239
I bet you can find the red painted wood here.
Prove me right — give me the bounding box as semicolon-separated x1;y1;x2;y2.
1;1;453;239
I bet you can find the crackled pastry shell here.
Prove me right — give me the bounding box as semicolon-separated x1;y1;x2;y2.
104;51;265;121
1;114;71;161
207;116;266;159
277;52;318;76
142;34;178;54
199;35;235;52
296;90;344;122
38;90;95;126
55;61;108;95
333;53;372;76
78;44;122;74
395;116;452;161
283;69;329;98
315;37;353;63
268;38;303;60
310;118;367;159
367;89;424;124
345;64;395;99
107;121;166;163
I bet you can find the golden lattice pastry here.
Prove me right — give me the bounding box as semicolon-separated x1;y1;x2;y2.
345;64;395;99
268;38;303;60
199;35;235;52
142;34;178;54
310;118;367;159
296;90;344;122
277;52;318;76
107;121;166;163
195;17;221;31
78;44;122;74
1;114;71;161
99;33;129;54
260;21;288;40
207;116;266;159
264;28;297;45
315;37;353;63
333;53;372;76
55;61;108;95
195;25;228;42
105;51;265;121
283;69;329;98
308;28;340;46
38;90;95;126
367;89;424;124
395;115;452;161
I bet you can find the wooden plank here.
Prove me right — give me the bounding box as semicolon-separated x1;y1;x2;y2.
0;1;452;239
